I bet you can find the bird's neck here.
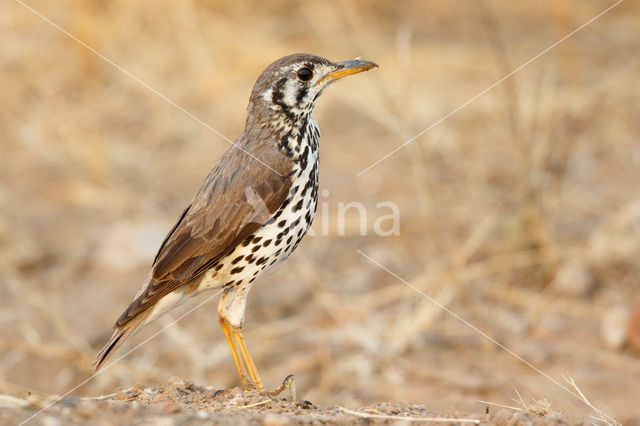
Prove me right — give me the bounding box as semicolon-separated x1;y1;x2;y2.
276;114;319;162
246;110;319;162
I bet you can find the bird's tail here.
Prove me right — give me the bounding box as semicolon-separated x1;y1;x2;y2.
93;312;148;371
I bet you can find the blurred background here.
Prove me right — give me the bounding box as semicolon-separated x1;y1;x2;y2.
2;0;640;423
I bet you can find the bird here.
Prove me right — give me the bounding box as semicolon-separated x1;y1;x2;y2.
94;53;377;392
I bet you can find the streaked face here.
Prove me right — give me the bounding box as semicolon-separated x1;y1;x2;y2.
250;54;377;122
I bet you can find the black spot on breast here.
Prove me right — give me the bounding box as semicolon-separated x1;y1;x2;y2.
230;266;245;275
251;245;261;253
297;119;308;144
275;249;282;256
215;264;224;271
241;239;251;247
231;256;244;265
280;197;291;210
299;144;309;170
252;236;262;243
293;199;304;212
256;257;268;266
245;254;256;264
278;219;287;228
262;239;272;247
286;236;293;245
301;181;311;196
224;280;235;287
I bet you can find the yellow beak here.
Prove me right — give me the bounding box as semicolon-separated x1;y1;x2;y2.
317;59;378;85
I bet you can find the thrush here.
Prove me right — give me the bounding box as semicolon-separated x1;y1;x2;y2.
95;53;377;391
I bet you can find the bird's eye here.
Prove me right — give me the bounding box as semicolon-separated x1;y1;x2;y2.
297;67;313;81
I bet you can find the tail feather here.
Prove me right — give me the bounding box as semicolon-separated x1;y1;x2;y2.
95;286;187;370
94;313;148;371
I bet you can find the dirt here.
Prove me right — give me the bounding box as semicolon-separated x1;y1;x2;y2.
2;378;569;425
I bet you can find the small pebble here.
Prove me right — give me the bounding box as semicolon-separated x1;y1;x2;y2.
297;400;314;409
162;401;181;414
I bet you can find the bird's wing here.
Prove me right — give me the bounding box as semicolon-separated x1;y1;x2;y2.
115;144;293;327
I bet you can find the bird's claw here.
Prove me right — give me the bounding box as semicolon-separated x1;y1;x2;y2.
267;374;296;401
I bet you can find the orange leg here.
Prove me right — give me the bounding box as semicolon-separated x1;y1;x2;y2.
231;325;265;392
220;317;295;398
219;317;250;388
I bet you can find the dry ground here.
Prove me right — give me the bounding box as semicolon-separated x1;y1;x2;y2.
3;378;568;425
1;0;640;424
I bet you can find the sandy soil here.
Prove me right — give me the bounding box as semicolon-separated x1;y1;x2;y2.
2;378;568;425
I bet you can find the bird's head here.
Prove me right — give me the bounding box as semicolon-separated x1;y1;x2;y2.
246;53;377;130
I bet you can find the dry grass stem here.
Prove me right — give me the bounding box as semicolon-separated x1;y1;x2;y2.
339;406;480;424
563;375;620;426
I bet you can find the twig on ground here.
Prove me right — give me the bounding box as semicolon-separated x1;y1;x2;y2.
241;399;271;409
80;386;134;401
339;406;480;424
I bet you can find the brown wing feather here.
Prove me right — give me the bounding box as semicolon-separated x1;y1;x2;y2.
152;205;190;266
115;141;293;327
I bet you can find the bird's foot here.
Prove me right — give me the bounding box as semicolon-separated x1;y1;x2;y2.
211;381;263;400
211;375;296;402
267;374;296;401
